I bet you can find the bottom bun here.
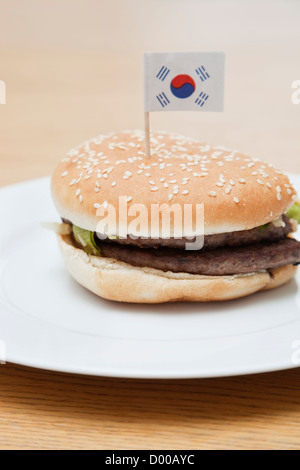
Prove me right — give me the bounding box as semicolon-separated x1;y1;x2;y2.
58;235;297;304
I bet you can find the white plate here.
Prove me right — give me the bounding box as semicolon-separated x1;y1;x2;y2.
0;176;300;378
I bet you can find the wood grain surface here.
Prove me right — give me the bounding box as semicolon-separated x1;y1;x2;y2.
0;0;300;450
0;364;300;450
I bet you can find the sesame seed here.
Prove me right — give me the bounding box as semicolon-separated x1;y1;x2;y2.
173;188;179;195
75;189;81;197
94;203;100;209
277;193;282;201
266;183;272;189
216;182;224;187
209;191;217;197
252;171;258;176
125;171;132;177
164;183;169;188
117;144;127;150
69;179;77;186
169;179;177;184
95;188;100;193
103;201;108;209
230;180;235;185
79;195;83;203
151;187;159;192
61;171;68;177
168;194;174;201
276;186;281;192
182;190;189;195
149;181;156;185
111;181;116;187
287;188;292;195
126;196;133;203
137;170;143;174
239;179;246;184
257;179;264;185
234;197;240;204
160;177;165;182
225;185;232;194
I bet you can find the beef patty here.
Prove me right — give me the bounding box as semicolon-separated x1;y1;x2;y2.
97;237;300;276
95;215;294;250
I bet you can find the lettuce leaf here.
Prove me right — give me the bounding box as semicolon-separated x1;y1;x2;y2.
287;202;300;224
73;225;101;256
259;224;269;233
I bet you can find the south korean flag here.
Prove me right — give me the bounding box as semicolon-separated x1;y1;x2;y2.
144;52;225;112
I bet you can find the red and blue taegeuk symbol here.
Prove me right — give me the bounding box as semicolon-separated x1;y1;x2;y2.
170;74;196;99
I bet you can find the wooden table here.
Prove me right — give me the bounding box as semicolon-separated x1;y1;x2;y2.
0;364;300;450
1;0;300;449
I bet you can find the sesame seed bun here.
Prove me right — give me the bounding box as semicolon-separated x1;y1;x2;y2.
51;130;297;237
58;234;297;303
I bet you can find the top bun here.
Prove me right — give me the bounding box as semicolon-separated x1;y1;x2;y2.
52;130;297;236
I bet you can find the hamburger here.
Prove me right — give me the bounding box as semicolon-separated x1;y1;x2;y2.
51;130;300;303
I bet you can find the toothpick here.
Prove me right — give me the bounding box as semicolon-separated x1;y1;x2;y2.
144;112;151;159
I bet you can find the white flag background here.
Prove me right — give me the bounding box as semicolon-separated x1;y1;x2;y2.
144;52;225;112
